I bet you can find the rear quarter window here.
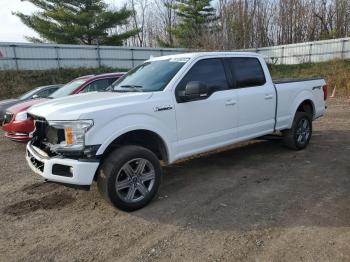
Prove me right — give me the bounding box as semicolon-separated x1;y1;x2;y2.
228;58;266;88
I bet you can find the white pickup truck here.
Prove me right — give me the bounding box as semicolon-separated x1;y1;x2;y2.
26;52;327;211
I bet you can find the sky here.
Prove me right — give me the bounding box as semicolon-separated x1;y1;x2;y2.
0;0;126;43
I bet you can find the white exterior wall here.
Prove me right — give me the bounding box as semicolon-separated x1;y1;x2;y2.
0;37;349;70
0;42;186;70
245;38;350;65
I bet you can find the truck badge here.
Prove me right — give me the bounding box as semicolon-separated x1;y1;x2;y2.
154;106;173;112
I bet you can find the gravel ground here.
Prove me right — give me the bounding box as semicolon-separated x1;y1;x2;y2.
0;98;349;262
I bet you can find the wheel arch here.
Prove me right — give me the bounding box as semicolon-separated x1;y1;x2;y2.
288;91;316;128
97;128;170;165
296;99;315;118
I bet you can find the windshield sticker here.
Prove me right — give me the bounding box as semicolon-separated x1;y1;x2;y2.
169;57;190;63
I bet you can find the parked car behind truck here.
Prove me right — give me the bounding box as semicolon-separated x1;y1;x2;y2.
2;73;124;142
0;84;62;123
25;52;327;211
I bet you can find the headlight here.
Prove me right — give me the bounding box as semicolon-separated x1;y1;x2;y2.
48;120;93;152
15;111;28;121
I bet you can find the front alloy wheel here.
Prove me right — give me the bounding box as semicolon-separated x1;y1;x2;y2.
116;158;156;203
97;145;162;211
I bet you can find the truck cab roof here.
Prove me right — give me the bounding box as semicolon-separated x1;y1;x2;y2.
148;51;262;62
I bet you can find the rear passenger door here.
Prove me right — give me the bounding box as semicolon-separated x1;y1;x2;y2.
174;58;239;156
227;57;275;138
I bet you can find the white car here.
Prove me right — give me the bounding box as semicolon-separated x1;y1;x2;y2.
26;52;327;211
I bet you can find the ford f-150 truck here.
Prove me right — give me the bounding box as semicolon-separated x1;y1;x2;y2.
25;52;327;211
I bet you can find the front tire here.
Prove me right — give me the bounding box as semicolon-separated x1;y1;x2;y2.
282;112;312;150
97;145;162;211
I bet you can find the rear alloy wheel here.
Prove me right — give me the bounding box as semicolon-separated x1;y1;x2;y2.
97;145;162;211
296;118;311;146
283;112;312;150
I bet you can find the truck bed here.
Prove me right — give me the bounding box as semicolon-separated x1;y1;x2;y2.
273;77;326;131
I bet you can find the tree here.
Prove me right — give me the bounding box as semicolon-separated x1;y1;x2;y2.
14;0;138;45
154;0;177;47
171;0;218;48
129;0;149;47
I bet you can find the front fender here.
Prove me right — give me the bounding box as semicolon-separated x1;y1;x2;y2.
87;113;176;161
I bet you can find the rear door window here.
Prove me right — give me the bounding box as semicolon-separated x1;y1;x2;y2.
228;58;266;88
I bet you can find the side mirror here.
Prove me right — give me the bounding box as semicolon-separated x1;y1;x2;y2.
32;94;39;99
180;81;208;102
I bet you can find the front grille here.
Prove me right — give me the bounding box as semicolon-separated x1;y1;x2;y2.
30;115;61;156
3;112;13;124
27;149;44;172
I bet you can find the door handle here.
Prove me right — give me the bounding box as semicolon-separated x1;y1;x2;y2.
265;94;273;100
225;99;237;106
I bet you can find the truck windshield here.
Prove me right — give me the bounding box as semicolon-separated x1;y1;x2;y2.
49;79;86;98
111;59;188;92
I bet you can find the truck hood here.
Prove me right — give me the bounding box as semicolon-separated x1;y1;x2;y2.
28;92;153;120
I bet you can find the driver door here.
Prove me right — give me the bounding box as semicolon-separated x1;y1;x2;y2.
174;58;239;157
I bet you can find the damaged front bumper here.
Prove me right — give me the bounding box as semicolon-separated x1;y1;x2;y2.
26;142;99;186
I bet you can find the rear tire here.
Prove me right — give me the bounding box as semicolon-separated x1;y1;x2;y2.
97;145;162;211
282;112;312;150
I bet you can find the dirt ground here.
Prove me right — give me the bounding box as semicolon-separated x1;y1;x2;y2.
0;98;349;262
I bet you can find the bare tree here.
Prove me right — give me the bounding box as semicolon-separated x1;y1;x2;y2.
153;0;177;47
122;0;350;49
129;0;149;47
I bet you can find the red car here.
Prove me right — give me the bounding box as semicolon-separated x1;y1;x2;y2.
2;72;124;142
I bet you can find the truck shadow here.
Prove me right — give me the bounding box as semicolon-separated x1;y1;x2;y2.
132;129;350;232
